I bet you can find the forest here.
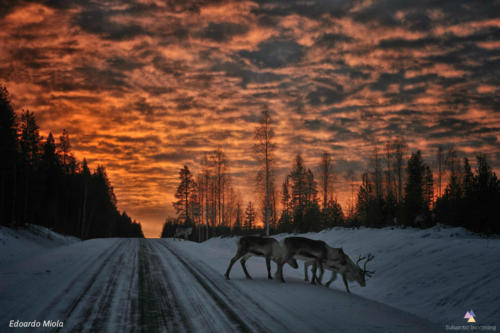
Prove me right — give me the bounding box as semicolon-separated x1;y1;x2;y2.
0;85;144;238
163;110;500;240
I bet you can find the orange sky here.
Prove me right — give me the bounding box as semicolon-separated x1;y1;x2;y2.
1;1;499;237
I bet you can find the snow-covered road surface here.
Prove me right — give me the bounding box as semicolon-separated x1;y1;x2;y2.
1;237;439;332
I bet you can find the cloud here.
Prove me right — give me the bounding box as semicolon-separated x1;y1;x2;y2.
1;0;499;237
73;7;147;41
240;39;304;69
196;22;249;42
314;33;353;49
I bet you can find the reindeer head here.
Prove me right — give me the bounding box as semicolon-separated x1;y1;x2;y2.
353;253;375;287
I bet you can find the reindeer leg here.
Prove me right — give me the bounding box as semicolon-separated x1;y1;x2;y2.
342;275;351;293
311;261;317;285
240;255;252;279
275;259;286;283
266;257;273;280
316;261;324;286
325;271;337;287
304;261;310;282
224;251;245;280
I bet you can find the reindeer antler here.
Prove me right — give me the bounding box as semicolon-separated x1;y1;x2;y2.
356;255;366;265
362;253;375;278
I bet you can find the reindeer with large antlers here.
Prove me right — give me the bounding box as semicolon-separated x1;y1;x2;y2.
305;253;375;293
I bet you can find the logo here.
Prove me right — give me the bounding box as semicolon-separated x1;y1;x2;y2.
464;310;476;323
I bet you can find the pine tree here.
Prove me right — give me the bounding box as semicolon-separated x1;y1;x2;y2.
58;129;72;173
321;198;344;228
244;201;256;231
19;110;41;224
436;146;444;198
233;202;243;234
404;151;431;226
289;154;307;212
319;152;334;210
423;165;434;211
173;165;196;224
0;85;18;225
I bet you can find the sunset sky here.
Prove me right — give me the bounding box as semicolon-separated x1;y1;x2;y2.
1;0;499;237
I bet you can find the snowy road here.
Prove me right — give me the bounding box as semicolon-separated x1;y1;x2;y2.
1;238;440;332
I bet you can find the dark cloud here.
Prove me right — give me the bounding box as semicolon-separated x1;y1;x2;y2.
212;61;285;88
380;27;500;50
307;84;345;106
74;66;130;91
107;57;144;71
352;0;500;27
196;22;249;42
152;56;185;77
252;0;353;19
10;47;50;69
369;71;437;95
240;39;304;69
74;7;147;41
149;151;193;162
315;33;353;49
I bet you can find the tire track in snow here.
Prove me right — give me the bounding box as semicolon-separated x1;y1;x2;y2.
136;239;190;333
149;240;244;333
33;239;124;330
65;239;138;332
158;240;293;333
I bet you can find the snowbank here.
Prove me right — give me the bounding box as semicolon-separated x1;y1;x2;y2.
189;226;500;326
0;224;79;265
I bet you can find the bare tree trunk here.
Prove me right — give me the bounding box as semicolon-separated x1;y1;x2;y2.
437;146;444;198
319;152;332;210
80;179;88;238
11;159;16;226
205;174;209;241
23;168;29;224
265;131;270;236
0;171;5;223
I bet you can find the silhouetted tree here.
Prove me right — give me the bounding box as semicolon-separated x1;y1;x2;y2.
0;85;143;237
173;165;196;224
321;198;344;228
319;152;334;210
233;202;243;235
19;110;40;224
404;151;432;227
254;109;275;235
0;85;18;226
436;146;445;198
244;201;256;231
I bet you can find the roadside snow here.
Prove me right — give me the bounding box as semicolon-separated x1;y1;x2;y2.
0;224;79;265
1;224;497;331
178;225;500;326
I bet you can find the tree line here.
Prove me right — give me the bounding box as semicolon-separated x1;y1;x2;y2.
164;110;500;240
0;84;144;238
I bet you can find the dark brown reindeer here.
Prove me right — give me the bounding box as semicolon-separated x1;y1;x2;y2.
276;237;347;284
304;253;375;293
224;236;298;280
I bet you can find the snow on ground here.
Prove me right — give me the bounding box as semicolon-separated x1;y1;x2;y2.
0;224;79;265
1;224;497;332
179;225;500;327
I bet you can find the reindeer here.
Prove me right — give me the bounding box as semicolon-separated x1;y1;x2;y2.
304;253;375;293
173;227;192;240
276;237;347;284
224;236;298;280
